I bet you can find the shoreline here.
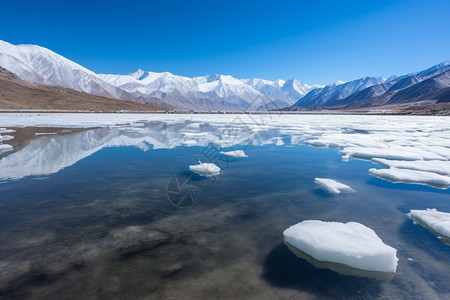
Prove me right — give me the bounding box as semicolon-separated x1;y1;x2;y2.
0;109;448;116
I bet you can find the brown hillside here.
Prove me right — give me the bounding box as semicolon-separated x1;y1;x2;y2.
0;67;167;111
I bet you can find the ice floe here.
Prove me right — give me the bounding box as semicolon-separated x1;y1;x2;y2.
408;209;450;244
189;162;221;177
369;168;450;189
314;178;355;194
283;220;398;279
372;159;450;177
219;150;248;158
340;146;446;161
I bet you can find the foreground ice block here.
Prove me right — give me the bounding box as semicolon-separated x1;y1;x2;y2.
283;220;398;279
314;178;355;194
219;150;248;158
189;162;221;177
408;209;450;244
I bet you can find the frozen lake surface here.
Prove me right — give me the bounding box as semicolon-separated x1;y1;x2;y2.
0;113;449;299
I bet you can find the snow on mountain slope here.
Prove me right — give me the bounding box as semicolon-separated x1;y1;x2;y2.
98;69;316;110
0;40;136;101
292;77;386;107
328;62;450;109
282;79;323;100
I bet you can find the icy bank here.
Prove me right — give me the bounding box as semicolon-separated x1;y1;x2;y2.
0;144;13;154
314;178;355;194
283;220;398;276
408;209;450;244
189;162;221;177
0;128;14;153
220;150;248;158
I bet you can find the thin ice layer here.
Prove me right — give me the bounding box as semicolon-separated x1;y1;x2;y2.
283;220;398;273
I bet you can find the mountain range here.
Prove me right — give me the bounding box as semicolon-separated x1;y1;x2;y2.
0;40;449;112
291;61;450;110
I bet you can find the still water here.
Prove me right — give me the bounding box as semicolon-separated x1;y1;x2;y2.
0;119;449;299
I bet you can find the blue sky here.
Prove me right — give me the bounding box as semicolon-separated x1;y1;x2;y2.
1;0;449;85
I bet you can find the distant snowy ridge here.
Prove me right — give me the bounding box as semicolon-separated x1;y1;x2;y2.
0;40;320;111
292;60;450;109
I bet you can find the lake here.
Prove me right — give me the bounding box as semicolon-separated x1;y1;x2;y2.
0;113;449;299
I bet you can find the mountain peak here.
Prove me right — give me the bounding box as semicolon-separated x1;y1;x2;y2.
129;69;149;80
206;73;220;82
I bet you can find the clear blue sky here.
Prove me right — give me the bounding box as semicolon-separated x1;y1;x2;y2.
1;0;449;85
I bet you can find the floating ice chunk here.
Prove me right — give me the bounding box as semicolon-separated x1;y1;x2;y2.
220;150;248;158
408;209;450;244
372;158;450;176
189;162;220;177
314;178;355;194
283;220;398;277
369;168;450;189
341;146;446;161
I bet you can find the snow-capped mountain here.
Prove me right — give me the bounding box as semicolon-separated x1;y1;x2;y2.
322;61;450;109
98;70;320;111
282;79;323;100
0;40;136;101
